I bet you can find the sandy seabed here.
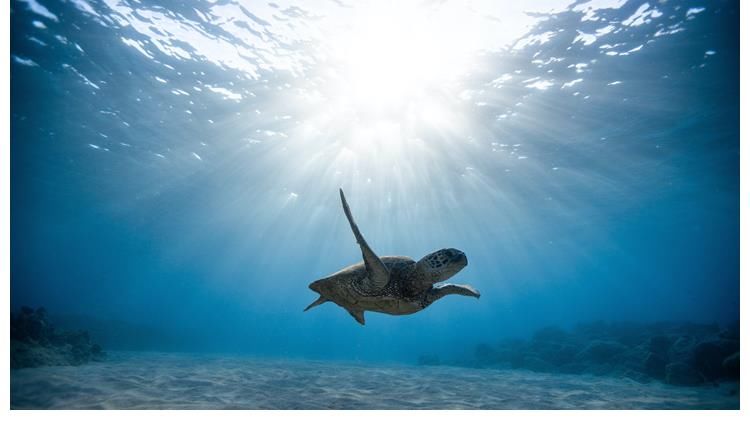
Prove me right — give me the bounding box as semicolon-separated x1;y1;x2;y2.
10;351;739;409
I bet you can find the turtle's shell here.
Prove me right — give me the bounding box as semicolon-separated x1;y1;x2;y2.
321;255;430;315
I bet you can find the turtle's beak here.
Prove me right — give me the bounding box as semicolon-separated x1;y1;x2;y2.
449;249;468;267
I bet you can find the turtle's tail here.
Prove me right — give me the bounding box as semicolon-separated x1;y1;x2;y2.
304;295;328;312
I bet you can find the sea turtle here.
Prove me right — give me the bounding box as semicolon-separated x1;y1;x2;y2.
304;189;480;325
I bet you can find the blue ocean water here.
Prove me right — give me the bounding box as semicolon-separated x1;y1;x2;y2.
10;0;739;409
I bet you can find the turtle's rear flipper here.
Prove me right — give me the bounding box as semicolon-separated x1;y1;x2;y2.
347;309;366;325
304;295;328;312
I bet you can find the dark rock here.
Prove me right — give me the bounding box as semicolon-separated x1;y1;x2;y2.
528;340;578;367
671;322;721;340
619;343;650;376
693;339;739;380
722;352;739;380
11;340;68;368
10;306;106;369
644;352;667;379
728;385;739;396
668;336;696;363
648;335;672;357
719;320;740;341
11;306;55;344
475;340;527;367
576;340;627;364
532;326;568;342
665;362;704;386
574;321;609;339
609;323;650;347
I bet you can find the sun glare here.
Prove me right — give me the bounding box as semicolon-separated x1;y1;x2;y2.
325;2;478;123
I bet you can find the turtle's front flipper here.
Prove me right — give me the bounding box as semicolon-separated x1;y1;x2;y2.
426;284;480;305
339;188;389;292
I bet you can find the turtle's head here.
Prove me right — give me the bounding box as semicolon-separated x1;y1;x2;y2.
415;248;468;283
305;279;331;312
309;279;327;294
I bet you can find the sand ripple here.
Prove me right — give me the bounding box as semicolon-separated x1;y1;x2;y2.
10;352;739;409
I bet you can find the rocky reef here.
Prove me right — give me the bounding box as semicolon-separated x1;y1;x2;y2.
11;307;105;369
439;321;739;387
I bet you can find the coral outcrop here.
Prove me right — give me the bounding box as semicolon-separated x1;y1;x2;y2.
427;321;740;387
11;307;105;369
